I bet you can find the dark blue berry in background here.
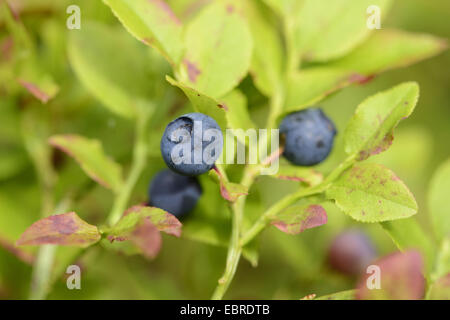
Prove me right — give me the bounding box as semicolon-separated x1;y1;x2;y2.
280;108;337;166
327;230;377;275
149;169;202;219
161;112;223;176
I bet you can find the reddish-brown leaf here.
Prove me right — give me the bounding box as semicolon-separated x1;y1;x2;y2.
17;212;101;248
271;204;327;235
356;250;425;300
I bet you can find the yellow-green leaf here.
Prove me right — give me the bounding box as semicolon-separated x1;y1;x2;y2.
326;163;418;222
49;134;123;193
182;1;253;98
344;82;419;160
103;0;184;65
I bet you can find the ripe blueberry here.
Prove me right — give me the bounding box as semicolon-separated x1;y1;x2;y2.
327;230;377;275
148;169;202;219
161;112;223;176
279;108;336;166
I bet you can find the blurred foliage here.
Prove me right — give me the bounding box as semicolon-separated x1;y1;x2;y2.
0;0;449;299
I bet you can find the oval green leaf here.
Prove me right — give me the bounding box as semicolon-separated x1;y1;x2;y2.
326;163;418;222
344;82;419;160
49;134;123;193
182;1;253;98
103;0;184;65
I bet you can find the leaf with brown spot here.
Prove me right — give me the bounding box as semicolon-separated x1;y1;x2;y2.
356;250;425;300
271;204;327;235
104;206;181;259
209;168;248;202
326;163;418;223
344;82;419;161
120;218;162;259
17;212;101;248
123;205;182;237
49;134;123;193
182;1;253;98
271;165;323;186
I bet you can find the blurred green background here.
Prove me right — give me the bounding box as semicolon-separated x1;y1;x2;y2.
0;0;448;299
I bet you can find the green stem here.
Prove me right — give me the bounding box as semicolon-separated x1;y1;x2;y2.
211;168;255;300
107;112;150;226
266;85;285;131
29;245;55;300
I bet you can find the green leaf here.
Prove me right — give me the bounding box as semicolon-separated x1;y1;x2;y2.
327;29;448;75
49;134;123;193
166;75;227;130
16;212;101;248
315;289;356;300
68;22;154;118
181;1;253;98
344;82;419;160
242;0;283;96
283;29;445;114
271;204;327;235
284;68;352;113
356;250;425;300
103;0;184;65
326;163;418;222
270;164;323;186
294;0;392;62
209;168;248;202
381;218;436;276
428;158;450;240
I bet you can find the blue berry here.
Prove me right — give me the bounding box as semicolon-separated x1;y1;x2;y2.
149;169;202;219
161;112;223;176
328;230;377;275
279;108;336;166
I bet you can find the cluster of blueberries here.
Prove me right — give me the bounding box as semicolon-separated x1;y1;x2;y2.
149;108;337;219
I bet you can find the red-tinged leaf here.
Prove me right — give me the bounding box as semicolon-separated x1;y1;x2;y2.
209;168;248;202
271;165;323;186
130;219;162;259
17;212;101;248
356;250;425;300
124;205;182;237
105;206;181;259
271;204;327;235
428;274;450;300
18;79;51;104
114;219;162;260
